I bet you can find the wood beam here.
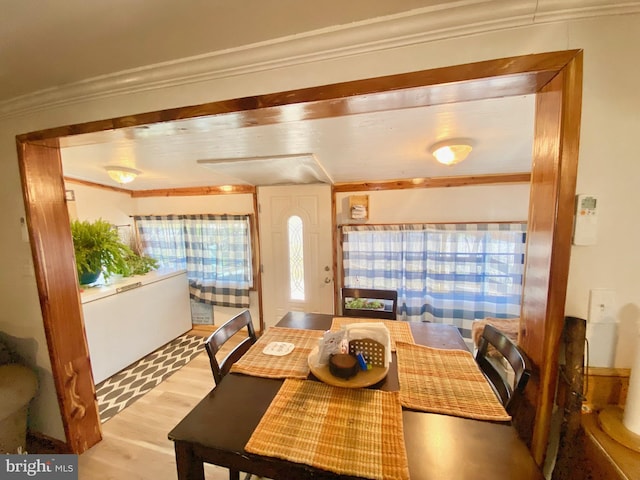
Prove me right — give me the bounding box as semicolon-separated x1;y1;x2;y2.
333;172;530;193
521;51;583;464
18;142;102;453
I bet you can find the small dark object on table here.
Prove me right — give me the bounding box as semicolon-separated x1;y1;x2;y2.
329;353;358;379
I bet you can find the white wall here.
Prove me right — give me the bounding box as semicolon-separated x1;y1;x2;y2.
65;183;133;226
564;17;640;366
336;185;530;225
1;14;639;440
131;194;254;216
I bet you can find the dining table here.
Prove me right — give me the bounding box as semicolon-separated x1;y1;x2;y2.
168;312;544;479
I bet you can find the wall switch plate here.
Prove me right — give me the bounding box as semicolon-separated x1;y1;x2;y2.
588;289;616;323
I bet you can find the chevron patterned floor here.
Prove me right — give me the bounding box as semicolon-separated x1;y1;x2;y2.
95;333;204;422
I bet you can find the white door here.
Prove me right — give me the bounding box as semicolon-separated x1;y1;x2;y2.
258;184;334;328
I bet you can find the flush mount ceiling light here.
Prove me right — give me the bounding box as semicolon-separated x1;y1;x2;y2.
429;139;474;166
105;166;140;184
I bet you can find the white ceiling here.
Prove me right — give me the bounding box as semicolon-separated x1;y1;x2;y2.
3;0;555;189
60;94;535;189
0;0;458;103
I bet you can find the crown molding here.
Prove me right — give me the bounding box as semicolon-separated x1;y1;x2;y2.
1;0;638;119
534;0;640;22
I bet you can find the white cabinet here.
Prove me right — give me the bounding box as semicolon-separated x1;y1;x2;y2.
81;269;191;384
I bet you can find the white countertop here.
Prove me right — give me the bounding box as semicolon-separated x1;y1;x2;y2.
80;268;187;304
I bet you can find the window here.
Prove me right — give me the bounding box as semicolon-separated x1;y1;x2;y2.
342;223;526;339
135;214;253;307
288;215;305;301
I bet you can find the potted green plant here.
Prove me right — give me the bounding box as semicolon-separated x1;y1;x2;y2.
70;219;134;285
114;250;159;278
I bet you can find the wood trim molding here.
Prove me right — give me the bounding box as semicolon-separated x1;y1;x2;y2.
2;1;634;119
17;50;578;144
249;198;265;333
587;367;632;377
130;185;256;197
338;220;527;228
331;186;339;312
26;430;72;454
19;142;102;453
520;51;583;464
67;158;529;201
64;177;256;197
333;172;530;193
583;367;631;412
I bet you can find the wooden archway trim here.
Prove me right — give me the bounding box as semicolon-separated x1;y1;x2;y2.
17;49;582;463
520;52;583;462
18;139;102;452
18;50;576;144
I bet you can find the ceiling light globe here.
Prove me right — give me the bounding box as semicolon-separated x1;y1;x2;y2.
105;166;140;184
429;140;473;166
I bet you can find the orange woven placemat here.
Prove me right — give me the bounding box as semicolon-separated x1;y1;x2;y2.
396;341;511;422
245;379;409;480
230;327;323;379
331;317;415;351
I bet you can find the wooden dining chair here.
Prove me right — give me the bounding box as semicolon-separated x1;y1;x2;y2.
204;309;258;480
475;324;531;413
341;287;398;320
204;309;257;385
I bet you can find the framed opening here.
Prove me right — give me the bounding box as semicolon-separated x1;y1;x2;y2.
17;50;582;462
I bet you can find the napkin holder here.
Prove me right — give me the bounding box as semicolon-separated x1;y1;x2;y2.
349;338;385;368
344;323;392;367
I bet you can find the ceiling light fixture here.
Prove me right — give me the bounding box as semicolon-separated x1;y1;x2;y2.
429;139;474;166
105;166;140;184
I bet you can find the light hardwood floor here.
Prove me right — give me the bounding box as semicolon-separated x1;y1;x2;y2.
78;325;244;480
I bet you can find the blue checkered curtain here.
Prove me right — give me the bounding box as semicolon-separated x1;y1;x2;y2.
342;223;526;337
135;215;252;308
135;215;186;270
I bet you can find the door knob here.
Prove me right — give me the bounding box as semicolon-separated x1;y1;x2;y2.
324;277;332;284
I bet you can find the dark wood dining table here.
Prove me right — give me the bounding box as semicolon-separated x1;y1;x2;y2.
168;312;544;479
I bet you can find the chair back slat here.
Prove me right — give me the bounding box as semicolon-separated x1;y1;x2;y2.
341;287;398;320
475;324;531;413
204;309;257;385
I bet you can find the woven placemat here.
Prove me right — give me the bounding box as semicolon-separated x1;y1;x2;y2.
245;379;409;480
396;341;511;422
331;317;415;351
230;327;323;379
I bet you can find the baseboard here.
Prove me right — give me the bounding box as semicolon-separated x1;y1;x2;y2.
583;367;631;413
26;430;71;454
